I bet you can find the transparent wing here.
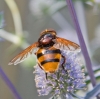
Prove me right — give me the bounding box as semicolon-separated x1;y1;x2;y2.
53;37;80;51
8;42;39;65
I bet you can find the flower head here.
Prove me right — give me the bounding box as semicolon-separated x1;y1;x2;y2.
34;50;86;98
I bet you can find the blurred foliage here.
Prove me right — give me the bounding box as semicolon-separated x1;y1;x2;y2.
84;84;100;99
0;12;4;29
21;56;36;68
85;67;100;84
29;0;66;16
29;0;100;17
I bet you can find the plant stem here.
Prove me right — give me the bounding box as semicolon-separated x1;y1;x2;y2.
5;0;23;36
0;67;22;99
66;0;96;87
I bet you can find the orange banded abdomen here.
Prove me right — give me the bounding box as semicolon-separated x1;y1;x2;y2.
36;47;61;73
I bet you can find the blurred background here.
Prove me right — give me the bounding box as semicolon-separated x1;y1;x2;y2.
0;0;100;99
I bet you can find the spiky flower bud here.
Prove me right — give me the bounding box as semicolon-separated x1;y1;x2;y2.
33;50;86;98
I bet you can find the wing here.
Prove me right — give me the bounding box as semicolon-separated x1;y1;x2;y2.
8;42;39;65
53;37;80;51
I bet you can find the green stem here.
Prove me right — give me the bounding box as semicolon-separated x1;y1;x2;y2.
5;0;23;36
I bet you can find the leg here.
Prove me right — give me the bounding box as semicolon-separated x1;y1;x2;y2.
61;55;66;70
45;73;48;80
61;55;68;75
38;63;43;70
38;63;48;80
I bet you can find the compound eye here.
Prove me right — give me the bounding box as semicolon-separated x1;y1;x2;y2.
46;33;51;37
44;33;52;38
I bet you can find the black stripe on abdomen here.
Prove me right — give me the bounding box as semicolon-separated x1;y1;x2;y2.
41;59;59;65
37;49;61;58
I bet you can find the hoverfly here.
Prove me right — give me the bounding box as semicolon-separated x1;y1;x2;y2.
9;29;80;79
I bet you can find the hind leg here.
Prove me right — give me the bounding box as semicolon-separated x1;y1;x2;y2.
45;73;48;80
38;63;48;80
61;55;66;70
61;55;68;75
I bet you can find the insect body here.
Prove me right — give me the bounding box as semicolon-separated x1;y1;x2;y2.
9;29;80;79
36;46;61;73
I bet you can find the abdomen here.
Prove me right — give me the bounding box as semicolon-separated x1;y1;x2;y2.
36;47;61;73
